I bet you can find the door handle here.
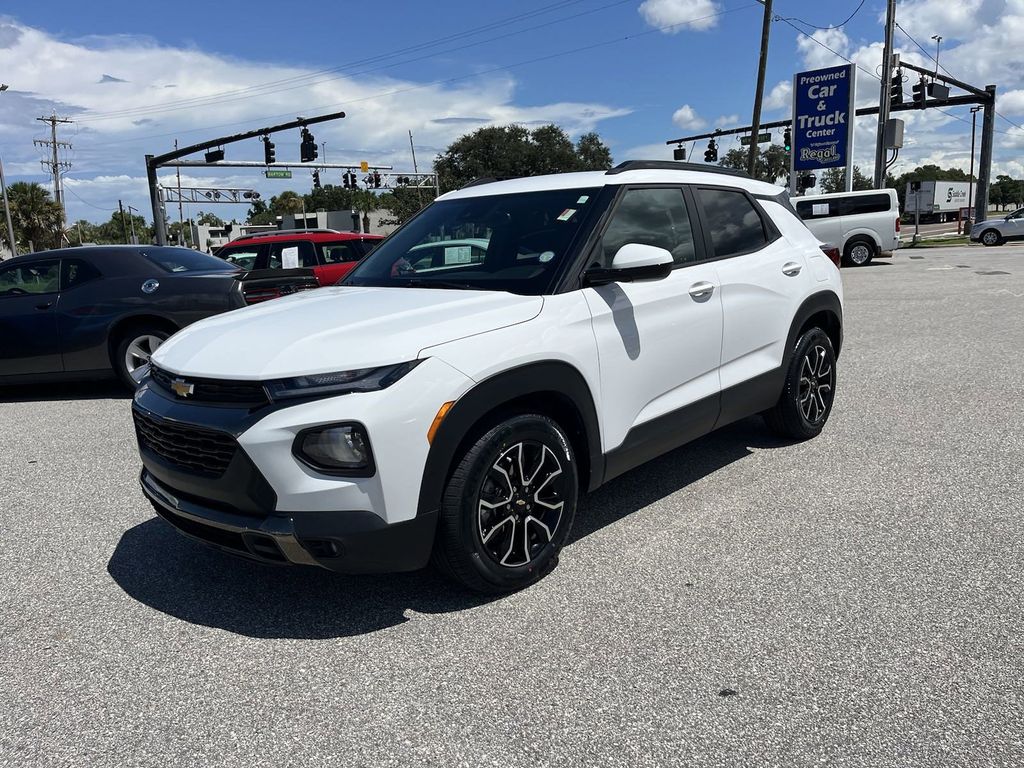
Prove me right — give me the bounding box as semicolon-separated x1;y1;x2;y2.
688;281;715;300
782;261;803;276
35;301;54;310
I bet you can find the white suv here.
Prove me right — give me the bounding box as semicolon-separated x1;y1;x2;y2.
132;161;843;593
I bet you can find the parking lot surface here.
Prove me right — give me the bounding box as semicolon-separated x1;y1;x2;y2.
2;244;1022;767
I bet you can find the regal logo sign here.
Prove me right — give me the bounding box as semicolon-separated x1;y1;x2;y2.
791;64;856;175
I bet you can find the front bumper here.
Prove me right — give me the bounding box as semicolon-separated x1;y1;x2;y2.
141;469;437;573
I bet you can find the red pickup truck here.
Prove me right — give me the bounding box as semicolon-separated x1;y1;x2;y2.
216;230;384;301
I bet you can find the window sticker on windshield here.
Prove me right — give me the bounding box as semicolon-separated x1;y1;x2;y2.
577;195;589;204
812;203;830;216
557;208;577;222
444;246;473;264
281;246;300;269
539;251;555;263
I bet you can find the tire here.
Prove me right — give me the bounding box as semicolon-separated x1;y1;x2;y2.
113;326;170;390
764;328;837;441
980;229;1003;247
431;414;579;593
843;238;875;267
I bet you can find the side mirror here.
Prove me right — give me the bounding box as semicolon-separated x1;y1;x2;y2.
583;243;674;287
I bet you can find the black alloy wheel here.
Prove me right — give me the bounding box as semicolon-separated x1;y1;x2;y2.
764;328;837;440
432;414;578;593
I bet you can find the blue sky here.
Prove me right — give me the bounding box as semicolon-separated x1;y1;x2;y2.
2;0;1023;223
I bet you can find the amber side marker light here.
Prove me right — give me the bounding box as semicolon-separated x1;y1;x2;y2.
427;401;455;444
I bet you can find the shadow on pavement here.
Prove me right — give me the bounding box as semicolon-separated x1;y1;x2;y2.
0;379;128;403
107;417;784;639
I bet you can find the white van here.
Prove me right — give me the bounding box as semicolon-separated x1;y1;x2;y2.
793;189;901;266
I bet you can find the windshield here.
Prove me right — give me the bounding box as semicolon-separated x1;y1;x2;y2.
343;187;600;295
141;247;241;273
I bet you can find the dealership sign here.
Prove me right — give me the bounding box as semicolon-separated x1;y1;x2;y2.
791;64;856;177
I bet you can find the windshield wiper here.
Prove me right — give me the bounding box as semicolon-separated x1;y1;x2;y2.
397;278;478;290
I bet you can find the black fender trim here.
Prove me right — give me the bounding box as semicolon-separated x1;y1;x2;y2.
787;291;843;360
416;361;603;518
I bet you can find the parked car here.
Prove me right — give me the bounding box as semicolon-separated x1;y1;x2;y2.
793;189;901;266
215;230;384;286
969;208;1024;246
0;245;315;389
132;161;844;593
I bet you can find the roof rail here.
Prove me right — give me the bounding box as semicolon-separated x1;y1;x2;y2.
605;161;751;179
461;177;500;189
233;228;342;240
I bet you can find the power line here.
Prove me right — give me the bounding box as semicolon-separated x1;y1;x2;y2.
77;3;758;150
75;0;630;123
781;0;866;31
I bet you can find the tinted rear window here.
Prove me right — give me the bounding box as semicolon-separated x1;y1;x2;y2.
697;188;768;258
140;247;240;273
841;194;894;216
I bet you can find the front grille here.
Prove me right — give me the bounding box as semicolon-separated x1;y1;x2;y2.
133;408;237;476
149;366;269;407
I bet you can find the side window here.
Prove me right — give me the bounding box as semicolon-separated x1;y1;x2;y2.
0;261;61;296
795;200;836;220
600;187;697;267
268;241;317;269
61;259;102;290
841;194;893;216
697;188;768;258
321;242;362;264
218;247;262;271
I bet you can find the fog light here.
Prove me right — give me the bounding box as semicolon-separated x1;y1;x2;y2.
294;423;374;476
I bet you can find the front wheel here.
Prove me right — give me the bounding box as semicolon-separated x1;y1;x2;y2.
113;326;169;390
980;229;1003;247
764;328;837;440
432;414;578;593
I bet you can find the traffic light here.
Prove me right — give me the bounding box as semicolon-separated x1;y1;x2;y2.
204;148;224;163
912;78;926;108
263;136;276;165
704;138;718;163
890;71;903;106
797;173;817;194
312;170;321;189
371;171;381;188
783;127;791;153
300;127;318;162
673;145;686;161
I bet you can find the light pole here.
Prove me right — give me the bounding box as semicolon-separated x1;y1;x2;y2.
127;205;140;244
967;105;982;230
931;35;943;76
0;83;16;258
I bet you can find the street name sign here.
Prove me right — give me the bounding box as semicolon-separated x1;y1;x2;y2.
265;169;293;179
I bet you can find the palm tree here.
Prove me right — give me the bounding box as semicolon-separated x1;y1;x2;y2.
7;182;63;251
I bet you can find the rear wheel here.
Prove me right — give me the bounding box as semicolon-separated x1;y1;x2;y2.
113;326;169;389
432;414;578;593
843;238;875;267
764;328;837;440
980;229;1003;247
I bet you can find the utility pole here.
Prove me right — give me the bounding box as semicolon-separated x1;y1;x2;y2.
748;0;773;178
118;200;129;244
966;105;982;230
35;114;73;244
127;205;139;244
0;154;15;258
175;140;186;246
409;130;424;205
874;0;896;188
976;85;996;223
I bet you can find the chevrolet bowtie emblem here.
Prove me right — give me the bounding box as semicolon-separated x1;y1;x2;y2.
171;378;194;397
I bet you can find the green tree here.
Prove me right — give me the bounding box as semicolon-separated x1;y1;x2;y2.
819;165;872;193
718;145;790;184
433;124;614;192
303;184;356;213
6;182;63;251
378;186;437;227
196;210;224;227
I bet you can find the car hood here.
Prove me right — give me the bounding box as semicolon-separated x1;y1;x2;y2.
152;285;543;379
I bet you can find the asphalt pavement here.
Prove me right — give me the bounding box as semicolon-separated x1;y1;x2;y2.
1;243;1022;767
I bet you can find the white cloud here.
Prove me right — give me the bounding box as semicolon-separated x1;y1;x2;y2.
713;114;741;128
1000;89;1024;115
621;142;676;161
764;80;792;112
638;0;722;33
0;19;632;223
672;104;706;130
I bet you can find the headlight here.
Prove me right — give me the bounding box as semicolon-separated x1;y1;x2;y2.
293;423;374;476
265;360;422;401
